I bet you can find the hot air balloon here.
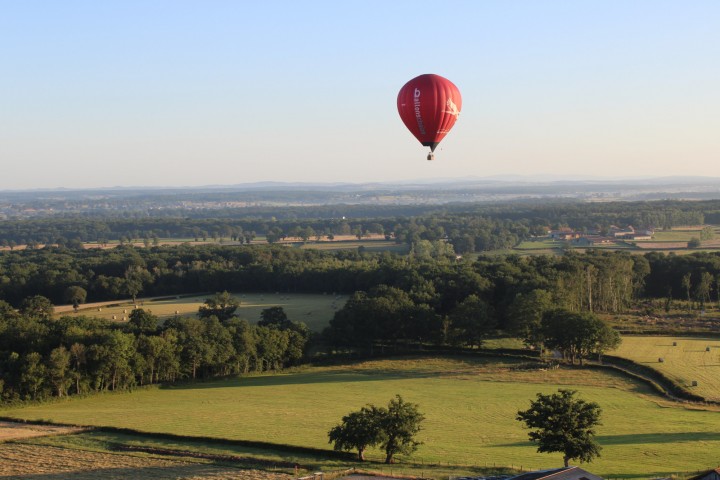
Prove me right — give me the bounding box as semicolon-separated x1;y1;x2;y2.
397;73;462;161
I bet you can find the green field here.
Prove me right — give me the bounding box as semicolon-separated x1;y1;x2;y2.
613;335;720;402
502;226;720;256
513;239;562;251
3;356;720;479
72;293;345;332
644;229;718;242
510;240;562;256
298;239;409;253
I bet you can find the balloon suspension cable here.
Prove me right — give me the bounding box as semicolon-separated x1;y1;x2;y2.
427;151;435;161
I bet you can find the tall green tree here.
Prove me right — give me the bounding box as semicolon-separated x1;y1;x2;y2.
694;271;713;309
328;395;424;464
255;325;288;371
447;294;495;348
63;286;87;312
328;405;384;461
225;318;257;374
19;295;54;320
506;289;553;349
517;389;602;468
123;266;151;303
258;306;291;329
541;309;620;365
198;291;240;322
127;308;159;334
69;342;87;395
47;346;72;397
20;351;46;400
682;272;693;307
378;395;425;464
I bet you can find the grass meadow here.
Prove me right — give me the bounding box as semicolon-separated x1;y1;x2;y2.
68;293;344;332
633;227;720;250
612;335;720;402
3;356;720;479
298;239;409;253
501;226;720;256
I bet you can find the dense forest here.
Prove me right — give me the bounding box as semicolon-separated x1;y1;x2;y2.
0;297;309;401
2;243;720;308
3;242;720;402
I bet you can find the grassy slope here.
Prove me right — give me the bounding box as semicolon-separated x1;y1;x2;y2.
2;357;720;478
612;336;720;402
69;293;344;332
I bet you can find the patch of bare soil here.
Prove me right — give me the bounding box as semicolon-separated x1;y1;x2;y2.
0;443;292;479
0;421;85;440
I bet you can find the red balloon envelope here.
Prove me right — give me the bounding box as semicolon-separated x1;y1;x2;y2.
397;73;462;155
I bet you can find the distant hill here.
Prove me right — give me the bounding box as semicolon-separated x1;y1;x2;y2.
3;176;720;219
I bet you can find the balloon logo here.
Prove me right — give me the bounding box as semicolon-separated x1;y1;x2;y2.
397;73;462;161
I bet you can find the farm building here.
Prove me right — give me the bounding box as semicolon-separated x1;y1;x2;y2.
549;228;577;240
625;229;654;240
571;236;615;246
688;468;720;480
610;225;635;238
507;466;604;480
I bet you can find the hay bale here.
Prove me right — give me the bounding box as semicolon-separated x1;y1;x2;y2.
672;341;677;346
692;380;698;387
658;358;664;363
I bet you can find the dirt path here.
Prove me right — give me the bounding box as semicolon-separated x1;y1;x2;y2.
0;421;84;440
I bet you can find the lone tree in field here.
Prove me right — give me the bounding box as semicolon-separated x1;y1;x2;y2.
379;395;425;464
63;286;87;312
259;306;291;329
517;389;602;468
328;395;424;464
328;405;383;461
198;291;240;322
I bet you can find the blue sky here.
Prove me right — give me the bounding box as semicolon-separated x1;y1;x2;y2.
2;1;719;189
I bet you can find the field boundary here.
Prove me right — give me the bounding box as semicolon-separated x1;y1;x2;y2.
597;355;717;405
310;345;719;406
56;292;212;314
335;345;720;406
112;443;303;469
0;418;353;461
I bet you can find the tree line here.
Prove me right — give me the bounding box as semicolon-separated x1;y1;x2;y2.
0;295;308;402
3;244;720;315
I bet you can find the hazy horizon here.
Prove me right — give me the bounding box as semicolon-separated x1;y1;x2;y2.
3;1;719;190
3;174;720;195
